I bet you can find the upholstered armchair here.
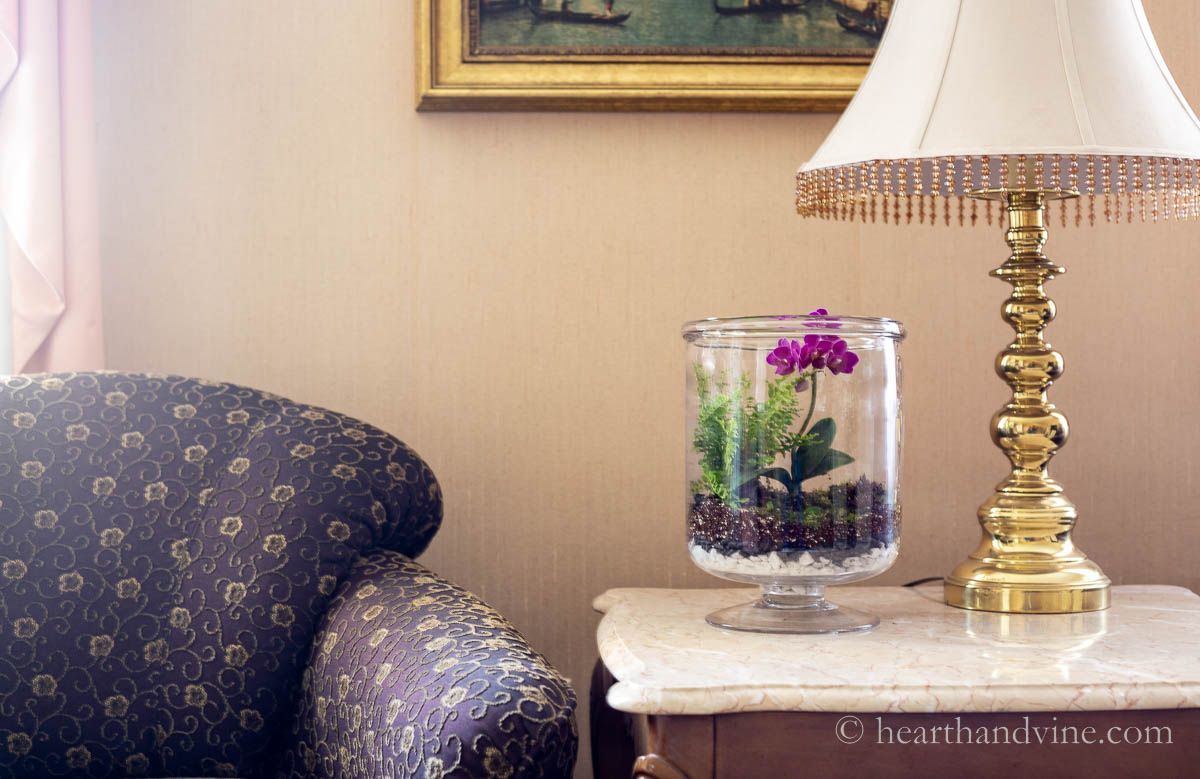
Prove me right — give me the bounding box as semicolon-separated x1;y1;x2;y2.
0;372;577;778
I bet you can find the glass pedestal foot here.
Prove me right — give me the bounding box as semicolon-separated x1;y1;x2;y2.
705;585;878;634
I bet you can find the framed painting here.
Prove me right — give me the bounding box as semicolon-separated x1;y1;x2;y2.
416;0;887;111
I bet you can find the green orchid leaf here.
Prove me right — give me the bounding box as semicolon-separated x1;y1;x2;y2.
806;417;836;448
755;467;794;490
794;417;836;482
809;449;855;479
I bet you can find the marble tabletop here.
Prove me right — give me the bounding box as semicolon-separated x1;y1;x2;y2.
593;584;1200;716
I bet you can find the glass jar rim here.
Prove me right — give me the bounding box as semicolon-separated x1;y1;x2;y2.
682;314;905;340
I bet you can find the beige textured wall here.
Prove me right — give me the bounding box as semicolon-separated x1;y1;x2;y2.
92;2;1200;775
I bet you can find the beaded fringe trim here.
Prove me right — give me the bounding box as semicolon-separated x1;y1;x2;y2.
795;154;1200;226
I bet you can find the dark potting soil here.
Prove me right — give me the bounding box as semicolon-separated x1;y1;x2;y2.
687;477;898;558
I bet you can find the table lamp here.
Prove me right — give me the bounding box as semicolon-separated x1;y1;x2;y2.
796;0;1200;613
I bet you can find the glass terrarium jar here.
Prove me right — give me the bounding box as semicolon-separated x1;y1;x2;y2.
683;313;905;634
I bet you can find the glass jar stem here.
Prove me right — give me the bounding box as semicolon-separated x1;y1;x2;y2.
760;583;835;611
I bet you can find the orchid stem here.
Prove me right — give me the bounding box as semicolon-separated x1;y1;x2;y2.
798;372;818;437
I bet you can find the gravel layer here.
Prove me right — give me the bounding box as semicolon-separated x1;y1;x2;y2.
689;540;898;578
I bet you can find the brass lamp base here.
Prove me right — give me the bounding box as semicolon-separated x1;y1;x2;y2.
945;189;1110;614
945;564;1111;614
950;576;1108;614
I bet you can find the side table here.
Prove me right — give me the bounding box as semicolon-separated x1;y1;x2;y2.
591;584;1200;779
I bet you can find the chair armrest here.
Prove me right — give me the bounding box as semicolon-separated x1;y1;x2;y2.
282;550;578;778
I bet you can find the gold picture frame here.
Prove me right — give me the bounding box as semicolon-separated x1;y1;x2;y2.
416;0;876;112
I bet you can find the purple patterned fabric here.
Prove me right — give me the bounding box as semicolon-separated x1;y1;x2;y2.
0;372;576;778
282;551;577;778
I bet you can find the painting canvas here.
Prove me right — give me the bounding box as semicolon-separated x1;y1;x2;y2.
475;0;888;56
417;0;887;111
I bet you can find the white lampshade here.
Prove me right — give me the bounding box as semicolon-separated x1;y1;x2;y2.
797;0;1200;223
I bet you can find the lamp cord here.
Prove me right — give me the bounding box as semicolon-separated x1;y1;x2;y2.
902;577;944;587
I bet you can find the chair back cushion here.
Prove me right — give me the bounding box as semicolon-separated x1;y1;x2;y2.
0;372;441;777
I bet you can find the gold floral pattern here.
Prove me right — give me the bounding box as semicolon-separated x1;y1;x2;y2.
89;635;114;657
284;551;578;778
116;578;140;598
13;617;38;639
0;372;573;778
30;675;56;697
58;572;83;592
103;696;129;718
6;733;31;756
224;644;249;667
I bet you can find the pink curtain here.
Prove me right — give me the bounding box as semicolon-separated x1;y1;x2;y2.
0;0;103;373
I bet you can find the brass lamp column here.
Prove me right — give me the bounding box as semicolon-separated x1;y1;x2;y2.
944;190;1110;613
794;0;1200;614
